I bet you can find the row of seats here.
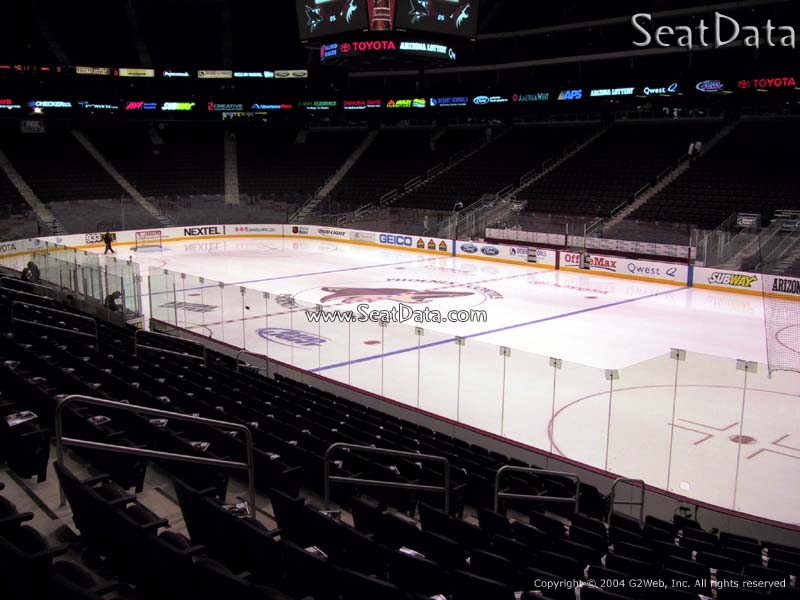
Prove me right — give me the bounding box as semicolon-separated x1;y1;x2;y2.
518;121;719;218
398;124;595;211
330;128;484;210
0;127;124;205
1;280;799;599
0;481;116;599
56;463;300;600
630;120;800;228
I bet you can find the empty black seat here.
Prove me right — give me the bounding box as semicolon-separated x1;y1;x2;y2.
451;569;516;600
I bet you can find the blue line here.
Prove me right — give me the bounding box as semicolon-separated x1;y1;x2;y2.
311;286;686;373
144;255;445;297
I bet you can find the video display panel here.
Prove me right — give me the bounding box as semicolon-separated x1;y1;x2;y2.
296;0;369;41
367;0;396;31
395;0;477;37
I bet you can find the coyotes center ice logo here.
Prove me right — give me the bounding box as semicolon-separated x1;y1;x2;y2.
291;278;502;311
319;287;473;305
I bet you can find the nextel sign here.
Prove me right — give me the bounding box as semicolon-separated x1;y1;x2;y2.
184;226;222;237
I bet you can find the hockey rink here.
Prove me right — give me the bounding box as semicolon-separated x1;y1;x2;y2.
96;236;800;526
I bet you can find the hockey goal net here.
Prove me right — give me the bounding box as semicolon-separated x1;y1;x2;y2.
134;230;162;251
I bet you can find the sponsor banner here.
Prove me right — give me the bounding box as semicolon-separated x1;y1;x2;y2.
696;79;725;93
565;235;691;259
125;101;158;111
430;96;469;107
384;234;449;253
85;232;117;244
182;225;224;237
258;328;328;348
299;100;338;111
457;241;557;267
0;239;27;256
512;92;550;103
386;98;427;108
76;66;111;76
589;87;636;97
561;251;688;284
161;101;196;111
117;68;155;78
197;70;233;79
27;100;72;109
694;267;763;294
343;99;382;110
78;101;119;111
283;225;349;239
208;102;244;112
642;83;679;96
233;71;273;78
767;276;800;298
139;226;217;244
275;70;308;79
227;224;282;236
350;231;377;243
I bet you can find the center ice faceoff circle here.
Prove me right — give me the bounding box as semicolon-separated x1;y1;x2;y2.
291;277;504;311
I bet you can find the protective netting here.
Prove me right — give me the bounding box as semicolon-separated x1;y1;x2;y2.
762;272;800;374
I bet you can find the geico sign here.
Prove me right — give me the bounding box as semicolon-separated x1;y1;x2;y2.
184;226;222;236
379;234;413;247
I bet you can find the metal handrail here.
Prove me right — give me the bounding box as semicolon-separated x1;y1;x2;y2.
494;466;581;513
54;394;256;510
11;301;99;351
2;288;56;305
610;201;629;217
634;183;652;199
656;166;673;182
0;277;53;297
235;349;267;373
608;478;646;525
134;329;207;367
324;443;450;513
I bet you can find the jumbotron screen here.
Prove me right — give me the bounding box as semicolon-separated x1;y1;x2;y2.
367;0;396;31
296;0;369;41
396;0;477;37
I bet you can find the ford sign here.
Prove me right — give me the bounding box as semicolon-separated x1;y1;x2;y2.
696;80;724;93
472;96;489;105
460;244;478;254
480;246;500;256
257;328;328;348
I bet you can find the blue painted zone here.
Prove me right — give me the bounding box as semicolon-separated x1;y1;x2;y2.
145;255;445;297
311;286;687;373
688;265;694;287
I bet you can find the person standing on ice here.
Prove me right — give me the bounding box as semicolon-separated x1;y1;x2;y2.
103;231;115;255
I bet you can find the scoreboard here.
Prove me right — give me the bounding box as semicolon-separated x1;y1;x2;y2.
296;0;369;41
396;0;477;37
296;0;477;41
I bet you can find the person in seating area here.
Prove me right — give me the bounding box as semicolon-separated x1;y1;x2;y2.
104;290;122;312
21;261;40;284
